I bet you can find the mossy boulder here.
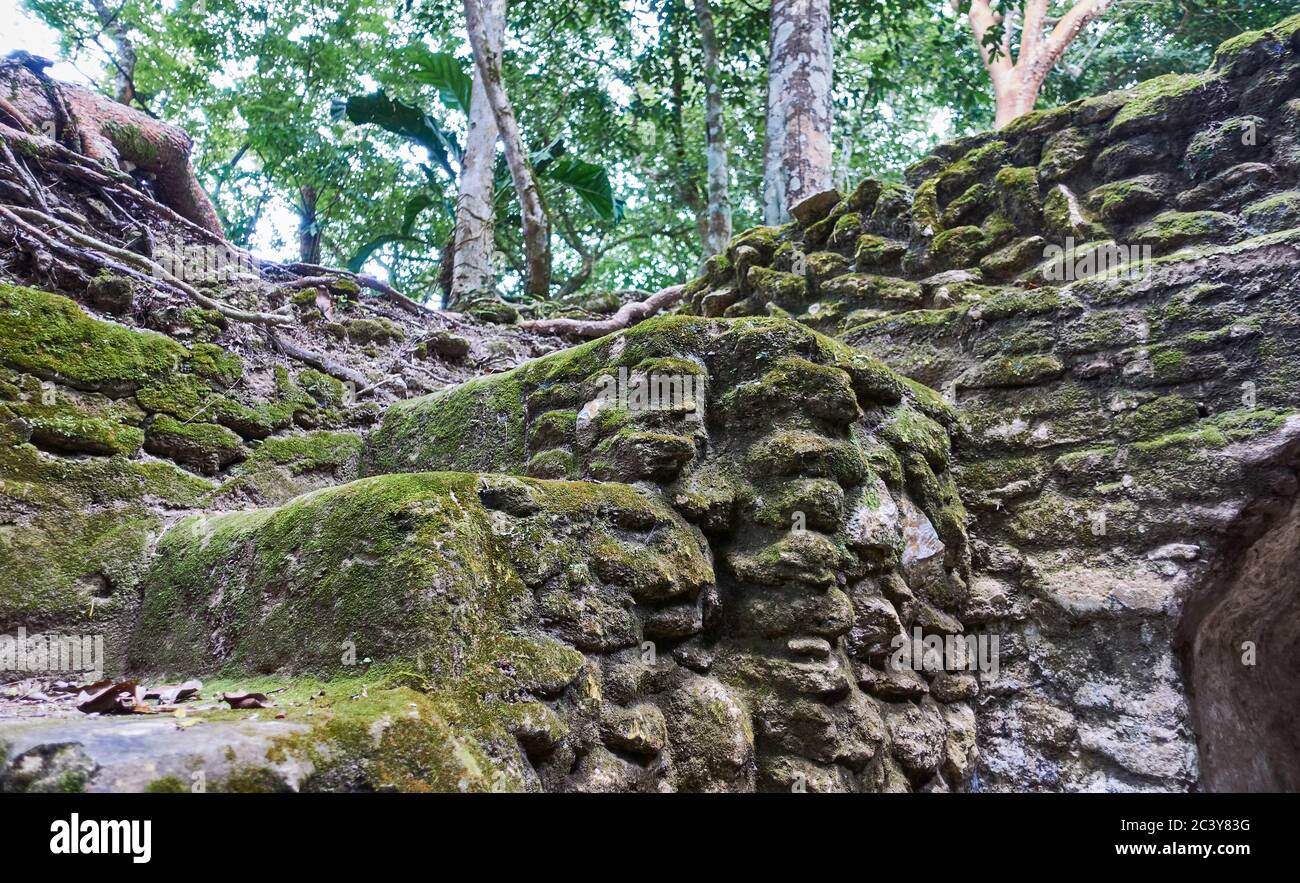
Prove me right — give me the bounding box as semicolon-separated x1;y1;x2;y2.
0;283;185;396
1132;210;1244;254
133;472;711;673
144;414;246;475
344;317;405;345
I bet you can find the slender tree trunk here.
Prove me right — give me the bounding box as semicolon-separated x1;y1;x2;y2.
957;0;1115;129
692;0;731;258
463;0;551;298
298;185;321;265
449;0;504;308
89;0;137;106
762;0;833;225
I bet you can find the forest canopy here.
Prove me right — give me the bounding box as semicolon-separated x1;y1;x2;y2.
21;0;1291;307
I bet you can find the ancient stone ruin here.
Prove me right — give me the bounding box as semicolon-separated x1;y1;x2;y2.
3;15;1300;792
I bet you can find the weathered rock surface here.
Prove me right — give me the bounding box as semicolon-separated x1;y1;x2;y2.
6;14;1300;793
679;15;1300;791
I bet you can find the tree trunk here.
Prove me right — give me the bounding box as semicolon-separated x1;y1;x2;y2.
449;0;504;309
89;0;137;106
692;0;732;258
958;0;1115;130
463;0;551;298
298;185;321;265
762;0;834;225
993;82;1041;128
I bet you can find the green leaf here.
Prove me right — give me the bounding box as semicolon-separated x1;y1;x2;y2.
332;91;461;179
401;194;436;236
347;234;424;273
544;156;617;221
529;137;566;176
409;50;473;116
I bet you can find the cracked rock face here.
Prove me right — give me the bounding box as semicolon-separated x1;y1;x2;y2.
8;14;1300;795
127;317;978;792
679;15;1300;791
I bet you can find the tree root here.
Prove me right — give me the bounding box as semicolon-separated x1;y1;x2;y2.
262;329;369;390
0;204;294;326
518;284;686;339
271;262;435;316
0;90;440;390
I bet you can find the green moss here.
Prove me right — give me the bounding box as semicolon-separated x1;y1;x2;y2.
747;266;807;303
723;356;860;424
845;177;883;212
179;307;227;341
135;373;214;420
145;414;246;474
1109;71;1220;134
1041;184;1101;240
345;317;405;345
245;431;363;475
1208;407;1289;440
1086;176;1167;222
828;211;864;247
101;120;160;164
745;430;868;485
592;429;694;481
730;225;783;259
290;287;321;309
911;177;943;235
941;183;989;227
143;776;189;793
1116;395;1199;439
134;472;708;695
967;354;1065;389
1242;191;1300;232
1;441;214;510
297;369;347;408
848;306;967;339
1133;210;1241;252
530;409;578;449
956;454;1047;492
993;166;1040;225
187;343;243;388
979;235;1046;277
898;376;959;431
1001;102;1074;137
934;141;1009;203
870;183;912;232
1038;128;1095;181
927;225;987;269
854;234;906;269
1213;14;1300;74
229;675;534;792
806;251;849;282
1151;347;1191;383
526;448;579;479
879;407;951;470
0;282;185;394
1132;425;1228;453
819;273;922;307
21;399;143;457
0;502;157;633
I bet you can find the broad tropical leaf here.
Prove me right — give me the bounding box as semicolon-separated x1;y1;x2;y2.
408;49;473;115
544;156;617;222
331;91;461;178
401;194;437;236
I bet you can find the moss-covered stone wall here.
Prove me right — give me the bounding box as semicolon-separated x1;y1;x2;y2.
676;16;1300;791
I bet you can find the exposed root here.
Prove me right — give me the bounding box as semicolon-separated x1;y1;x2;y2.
0;204;293;327
518;284;686;339
262;330;370;390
